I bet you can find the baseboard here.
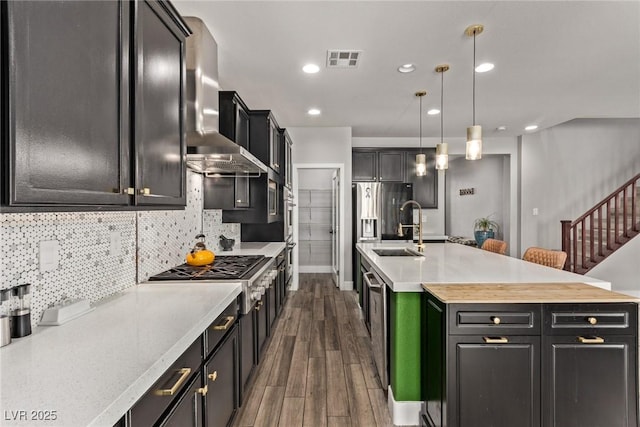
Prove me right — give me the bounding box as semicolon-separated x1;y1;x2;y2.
388;386;421;426
299;266;333;273
341;280;354;291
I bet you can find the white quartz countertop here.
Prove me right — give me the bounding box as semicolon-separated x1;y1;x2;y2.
356;241;610;292
0;282;242;427
217;241;286;258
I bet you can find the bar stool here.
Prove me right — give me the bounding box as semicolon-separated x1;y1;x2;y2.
481;238;507;255
522;247;567;269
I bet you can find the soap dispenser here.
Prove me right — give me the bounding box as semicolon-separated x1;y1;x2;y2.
11;284;32;338
0;289;11;347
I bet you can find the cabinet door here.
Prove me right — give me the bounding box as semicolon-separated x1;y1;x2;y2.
378;152;405;182
239;313;255;402
352;151;377;182
6;0;130;206
160;373;203;427
448;335;541;427
269;120;281;173
406;149;438;208
236;106;250;150
543;335;637;427
255;300;268;363
134;0;186;206
204;327;239;427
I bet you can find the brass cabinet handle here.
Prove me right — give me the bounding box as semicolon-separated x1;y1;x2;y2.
212;316;234;331
255;301;263;311
154;367;191;396
586;316;598;325
208;371;218;382
483;336;509;344
197;385;208;396
491;316;501;325
121;187;135;195
578;336;605;344
139;187;151;195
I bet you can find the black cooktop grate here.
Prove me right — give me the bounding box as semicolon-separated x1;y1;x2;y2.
148;255;267;281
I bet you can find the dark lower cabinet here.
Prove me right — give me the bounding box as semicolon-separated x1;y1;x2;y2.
255;299;268;363
423;293;638;427
268;280;277;330
203;325;239;427
449;336;540;427
239;312;255;402
160;373;204;427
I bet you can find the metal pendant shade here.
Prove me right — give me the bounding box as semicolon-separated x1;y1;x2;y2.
415;91;427;176
465;24;484;160
435;64;449;170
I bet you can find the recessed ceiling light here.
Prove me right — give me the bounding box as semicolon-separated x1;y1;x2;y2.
427;109;440;115
398;63;416;73
497;126;507;131
475;63;495;73
525;125;538;131
302;63;320;74
307;108;321;116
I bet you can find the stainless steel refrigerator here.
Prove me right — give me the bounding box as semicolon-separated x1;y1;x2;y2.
352;182;413;242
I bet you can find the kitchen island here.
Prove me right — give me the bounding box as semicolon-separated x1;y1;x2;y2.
355;241;624;425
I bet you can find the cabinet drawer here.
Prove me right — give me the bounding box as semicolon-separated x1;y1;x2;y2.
131;336;202;426
544;303;638;335
205;298;239;357
449;304;541;335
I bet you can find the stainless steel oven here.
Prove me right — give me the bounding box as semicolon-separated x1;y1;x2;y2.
284;187;294;241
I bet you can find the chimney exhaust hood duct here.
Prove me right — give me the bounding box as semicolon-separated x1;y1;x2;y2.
183;17;267;175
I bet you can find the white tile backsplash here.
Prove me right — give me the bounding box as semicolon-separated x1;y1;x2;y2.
0;170;241;327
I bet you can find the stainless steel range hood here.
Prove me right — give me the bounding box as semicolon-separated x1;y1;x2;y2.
183;17;267;175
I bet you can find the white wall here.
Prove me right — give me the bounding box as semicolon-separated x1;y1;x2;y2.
588;236;640;292
520;118;640;254
289;127;352;285
445;155;509;247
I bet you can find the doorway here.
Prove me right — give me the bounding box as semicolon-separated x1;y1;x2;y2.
292;164;345;290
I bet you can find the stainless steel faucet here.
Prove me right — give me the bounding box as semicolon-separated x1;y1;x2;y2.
399;200;424;252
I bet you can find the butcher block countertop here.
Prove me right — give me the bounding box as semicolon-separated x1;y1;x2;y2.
424;283;640;304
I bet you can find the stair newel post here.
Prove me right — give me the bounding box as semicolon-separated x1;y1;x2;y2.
561;220;572;272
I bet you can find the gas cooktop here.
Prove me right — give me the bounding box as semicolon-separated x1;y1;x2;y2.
148;255;268;281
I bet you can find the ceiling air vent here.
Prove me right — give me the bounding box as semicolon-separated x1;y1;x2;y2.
327;50;362;68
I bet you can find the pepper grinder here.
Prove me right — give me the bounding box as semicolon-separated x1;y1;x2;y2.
0;289;11;347
11;284;32;338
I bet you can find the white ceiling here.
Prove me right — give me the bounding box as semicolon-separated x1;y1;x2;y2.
173;1;640;139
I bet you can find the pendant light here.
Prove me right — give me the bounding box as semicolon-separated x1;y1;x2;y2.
435;64;449;170
415;91;427;176
465;24;484;160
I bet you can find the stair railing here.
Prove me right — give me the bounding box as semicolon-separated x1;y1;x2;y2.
561;173;639;274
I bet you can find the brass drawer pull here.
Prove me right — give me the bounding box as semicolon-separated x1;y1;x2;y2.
491;316;501;325
578;336;605;344
586;316;598;325
483;336;509;344
154;367;191;396
212;316;235;331
208;371;218;382
139;187;151;196
255;301;263;311
197;385;208;396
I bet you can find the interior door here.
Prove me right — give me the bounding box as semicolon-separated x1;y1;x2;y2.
331;170;340;287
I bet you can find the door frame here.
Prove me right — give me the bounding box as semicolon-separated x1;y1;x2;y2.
292;163;345;291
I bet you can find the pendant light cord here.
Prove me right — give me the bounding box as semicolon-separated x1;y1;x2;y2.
440;71;444;143
472;32;476;126
419;95;423;154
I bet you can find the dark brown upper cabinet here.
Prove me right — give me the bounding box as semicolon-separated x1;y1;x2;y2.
352;148;437;208
280;128;293;189
1;0;189;210
219;91;251;150
133;1;188;207
249;110;281;177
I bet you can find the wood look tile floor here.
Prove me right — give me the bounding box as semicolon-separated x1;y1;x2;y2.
233;273;395;427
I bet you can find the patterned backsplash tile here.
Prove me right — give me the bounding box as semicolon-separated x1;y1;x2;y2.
0;170;241;327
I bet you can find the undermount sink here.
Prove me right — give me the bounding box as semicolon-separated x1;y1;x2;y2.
372;248;424;257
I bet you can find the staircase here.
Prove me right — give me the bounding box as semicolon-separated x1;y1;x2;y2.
561;173;640;274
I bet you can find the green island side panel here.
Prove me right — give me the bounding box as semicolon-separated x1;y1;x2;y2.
389;291;422;401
